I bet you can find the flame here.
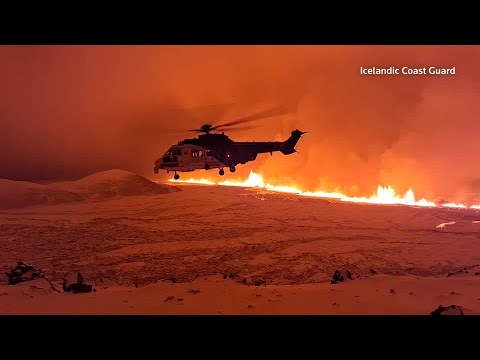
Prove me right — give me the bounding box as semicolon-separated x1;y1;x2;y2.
442;203;467;209
171;178;216;185
168;170;480;210
301;186;436;207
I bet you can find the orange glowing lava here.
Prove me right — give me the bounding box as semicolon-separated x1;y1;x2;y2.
171;178;216;185
168;170;480;210
442;203;468;209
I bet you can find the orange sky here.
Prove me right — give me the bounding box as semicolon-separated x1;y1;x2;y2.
1;45;479;202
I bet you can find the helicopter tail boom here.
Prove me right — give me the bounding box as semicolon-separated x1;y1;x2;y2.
234;129;306;156
281;129;307;155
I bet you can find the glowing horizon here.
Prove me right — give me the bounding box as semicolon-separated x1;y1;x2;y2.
167;170;480;210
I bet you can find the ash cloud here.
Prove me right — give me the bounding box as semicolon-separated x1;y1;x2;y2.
1;45;479;201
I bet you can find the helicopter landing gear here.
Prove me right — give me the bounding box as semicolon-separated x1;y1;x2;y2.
229;166;236;173
173;172;180;180
219;168;225;176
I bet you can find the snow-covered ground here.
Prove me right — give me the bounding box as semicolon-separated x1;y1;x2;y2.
1;170;479;314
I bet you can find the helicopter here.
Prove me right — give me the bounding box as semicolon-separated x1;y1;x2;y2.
153;107;307;180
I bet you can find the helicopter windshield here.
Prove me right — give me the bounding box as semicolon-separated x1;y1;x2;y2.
162;147;181;163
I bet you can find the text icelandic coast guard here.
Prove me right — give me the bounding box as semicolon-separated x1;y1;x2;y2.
360;66;456;75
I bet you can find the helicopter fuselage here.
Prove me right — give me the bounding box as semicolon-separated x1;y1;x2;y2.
154;129;306;178
156;144;226;173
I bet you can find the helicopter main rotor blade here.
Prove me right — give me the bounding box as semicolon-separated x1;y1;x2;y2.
157;128;201;134
217;125;260;132
211;106;289;130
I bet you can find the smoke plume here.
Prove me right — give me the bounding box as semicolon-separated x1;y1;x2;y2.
1;45;479;201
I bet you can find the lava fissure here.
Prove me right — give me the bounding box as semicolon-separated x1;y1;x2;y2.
168;171;480;210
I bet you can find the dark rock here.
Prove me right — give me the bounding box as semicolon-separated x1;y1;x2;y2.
447;269;469;278
331;270;353;284
66;283;93;293
409;292;415;295
224;273;247;285
63;271;93;293
475;272;479;276
164;296;183;303
369;269;378;275
254;280;266;286
248;305;255;309
186;289;201;295
390;289;396;295
164;277;177;283
6;261;42;285
431;305;464;315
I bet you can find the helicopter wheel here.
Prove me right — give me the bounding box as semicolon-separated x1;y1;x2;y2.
219;168;225;176
229;166;236;173
174;173;180;180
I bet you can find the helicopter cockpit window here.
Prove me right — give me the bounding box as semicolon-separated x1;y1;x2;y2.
162;153;173;163
191;150;198;157
162;147;179;163
198;150;203;157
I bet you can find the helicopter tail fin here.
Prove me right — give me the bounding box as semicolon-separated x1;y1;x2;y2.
281;129;307;155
